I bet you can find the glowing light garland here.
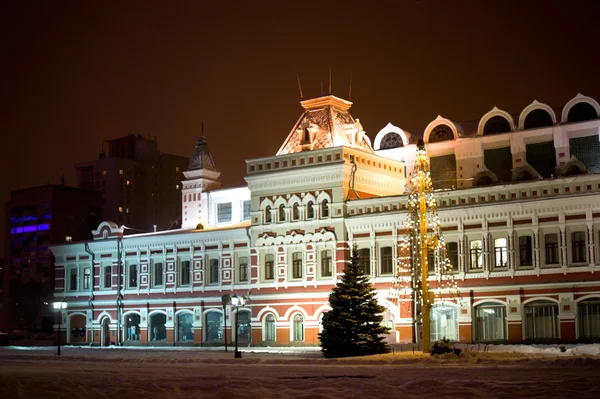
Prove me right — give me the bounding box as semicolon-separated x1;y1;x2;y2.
388;142;461;351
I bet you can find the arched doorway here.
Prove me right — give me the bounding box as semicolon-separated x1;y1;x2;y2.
101;317;110;346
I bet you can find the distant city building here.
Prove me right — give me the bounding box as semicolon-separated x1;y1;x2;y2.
75;134;188;234
3;185;102;333
51;93;600;347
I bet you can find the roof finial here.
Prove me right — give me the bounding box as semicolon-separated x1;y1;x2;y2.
349;72;352;101
296;73;304;100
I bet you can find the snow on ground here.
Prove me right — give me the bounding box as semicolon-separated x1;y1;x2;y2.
1;346;600;398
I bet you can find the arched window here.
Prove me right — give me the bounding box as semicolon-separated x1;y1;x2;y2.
237;310;251;342
430;304;458;341
293;314;304;341
177;313;194;342
428;124;453;143
524;300;558;340
483;116;511;135
380;132;404;149
524;109;553;129
278;204;285;222
125;313;140;341
578;298;600;339
474;303;506;341
306;201;314;219
265;314;276;341
292;203;299;220
566;165;583;176
321;199;329;218
476;175;493;187
205;311;223;342
567;102;598;123
265;206;272;223
516;170;533;181
150;313;166;341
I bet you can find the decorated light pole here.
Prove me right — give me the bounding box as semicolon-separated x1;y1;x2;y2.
390;140;459;353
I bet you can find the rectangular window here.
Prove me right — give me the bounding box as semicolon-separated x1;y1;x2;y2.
70;268;77;291
447;242;459;271
359;248;371;275
180;260;191;285
264;254;275;280
427;250;435;273
154;262;164;287
380;246;394;275
83;267;91;290
321;250;332;277
239;257;248;282
242;200;251;221
128;264;138;288
545;234;559;265
572;231;586;263
494;238;508;268
217;203;232;223
470;240;483;270
519;236;533;266
292;252;303;279
475;306;506;341
103;266;111;289
209;259;219;284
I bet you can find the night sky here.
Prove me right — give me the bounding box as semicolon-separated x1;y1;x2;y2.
2;1;600;257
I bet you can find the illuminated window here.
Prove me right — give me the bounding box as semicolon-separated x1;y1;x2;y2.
176;167;180;172
293;314;304;341
470;240;483;270
126;208;129;214
119;169;124;175
126;180;130;186
494;238;508;268
175;184;180;189
83;268;91;290
118;207;123;213
217;203;232;223
242;200;251;221
265;314;276;341
103;170;107;176
65;236;72;242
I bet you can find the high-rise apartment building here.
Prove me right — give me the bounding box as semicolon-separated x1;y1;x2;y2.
2;185;102;332
75;135;188;233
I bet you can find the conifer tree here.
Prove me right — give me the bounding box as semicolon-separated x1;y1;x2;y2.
319;246;391;358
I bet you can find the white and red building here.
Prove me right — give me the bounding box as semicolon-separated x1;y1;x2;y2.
50;93;600;346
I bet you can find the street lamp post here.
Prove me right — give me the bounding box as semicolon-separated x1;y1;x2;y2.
53;301;68;356
231;295;245;359
221;294;230;352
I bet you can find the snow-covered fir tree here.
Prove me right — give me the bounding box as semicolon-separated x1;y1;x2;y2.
319;246;391;358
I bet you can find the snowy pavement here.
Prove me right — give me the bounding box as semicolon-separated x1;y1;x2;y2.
1;346;600;398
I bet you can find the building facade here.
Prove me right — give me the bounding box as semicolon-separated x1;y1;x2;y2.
50;93;600;346
75;134;189;233
3;185;102;333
